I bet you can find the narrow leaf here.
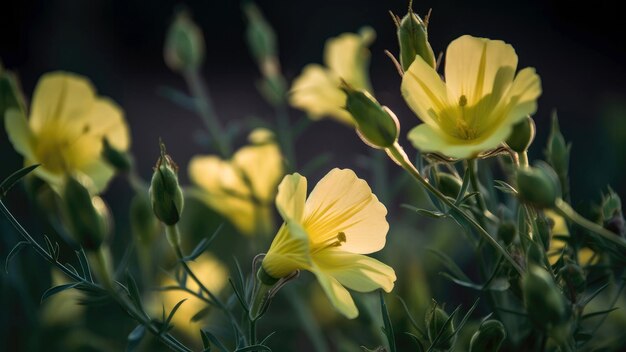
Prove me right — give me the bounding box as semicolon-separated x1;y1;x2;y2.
201;330;229;352
0;164;39;198
164;299;188;329
426;249;472;282
126;325;146;352
379;290;396;352
581;307;620;320
41;282;79;302
234;345;272;352
5;241;28;273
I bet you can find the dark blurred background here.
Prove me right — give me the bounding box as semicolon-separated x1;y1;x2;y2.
1;0;626;350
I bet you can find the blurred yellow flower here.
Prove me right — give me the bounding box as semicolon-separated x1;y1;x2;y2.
41;269;85;326
402;35;542;159
153;253;228;337
4;71;130;193
188;129;284;236
290;28;374;125
262;168;396;319
545;210;597;265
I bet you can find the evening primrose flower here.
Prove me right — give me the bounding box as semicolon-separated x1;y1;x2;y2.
4;71;130;193
402;35;542;159
261;168;396;319
188;129;283;236
290;28;374;125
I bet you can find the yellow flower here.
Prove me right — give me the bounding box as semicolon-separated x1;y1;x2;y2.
290;28;375;125
188;129;284;236
152;253;228;338
402;35;542;159
545;210;597;265
4;71;130;193
262;168;396;319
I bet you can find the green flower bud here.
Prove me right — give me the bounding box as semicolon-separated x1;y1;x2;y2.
545;113;570;194
436;172;462;199
394;5;436;71
243;3;277;67
526;241;545;266
497;221;517;246
164;10;205;72
0;66;26;118
516;162;561;208
63;176;108;251
342;86;399;149
130;190;159;245
505;116;536;153
102;138;132;173
522;265;568;331
469;320;506;352
534;214;551;250
426;301;455;349
601;188;625;237
149;143;184;225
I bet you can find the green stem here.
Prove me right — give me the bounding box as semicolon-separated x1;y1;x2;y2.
0;201;192;352
468;159;489;227
554;199;626;251
250;319;257;346
386;143;524;275
183;69;232;157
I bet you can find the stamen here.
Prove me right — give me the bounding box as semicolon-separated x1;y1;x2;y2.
312;232;347;253
459;95;467;107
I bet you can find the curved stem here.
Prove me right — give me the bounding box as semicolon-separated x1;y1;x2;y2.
386;143;524;275
183;69;232;157
554;199;626;251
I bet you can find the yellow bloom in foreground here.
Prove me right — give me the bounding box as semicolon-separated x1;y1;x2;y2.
188;129;284;236
153;253;228;337
262;168;396;319
402;35;542;159
545;210;597;265
290;28;374;125
4;71;130;193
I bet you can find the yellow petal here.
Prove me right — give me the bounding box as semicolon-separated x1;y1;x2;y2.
263;221;312;278
189;155;249;197
312;267;359;319
232;142;283;202
80;159;116;194
289;64;354;124
29;72;96;134
313;249;396;293
324;29;374;89
4;109;35;160
502;67;542;124
401;55;451;127
82;98;130;151
275;173;307;222
407;121;513;159
444;35;518;105
303;168;388;254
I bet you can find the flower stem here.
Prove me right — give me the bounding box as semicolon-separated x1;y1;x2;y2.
183;69;232;157
276;102;297;172
386;143;524;275
554;199;626;251
468;159;490;226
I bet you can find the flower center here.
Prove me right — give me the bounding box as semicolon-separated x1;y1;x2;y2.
312;232;346;254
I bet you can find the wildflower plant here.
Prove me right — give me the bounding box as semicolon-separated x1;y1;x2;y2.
2;2;626;352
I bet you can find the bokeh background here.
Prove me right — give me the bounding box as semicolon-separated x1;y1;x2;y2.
1;0;626;351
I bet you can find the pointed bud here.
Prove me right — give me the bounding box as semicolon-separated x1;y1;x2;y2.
426;301;455;349
469;320;506;352
0;66;26;118
164;10;205;72
63;176;108;250
342;85;399;149
506;116;536;153
559;261;586;297
516;162;561;208
395;6;436;71
601;188;625;237
149;142;184;225
545;113;570;196
522;265;568;331
102;138;132;173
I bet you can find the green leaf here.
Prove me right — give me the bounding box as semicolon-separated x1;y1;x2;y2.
200;329;211;352
163;299;187;331
581;307;620;320
200;330;228;352
259;331;276;345
184;224;223;262
395;295;427;340
455;168;472;205
234;345;272;352
401;204;447;218
403;332;425;352
191;306;211;322
426;249;472;283
126;325;145;352
41;282;79;302
76;249;93;282
579;283;610;306
126;271;143;310
494;180;518;195
379;290;396;352
229;279;249;313
455;298;480;333
426;305;460;352
5;241;28;273
0;164;39;198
